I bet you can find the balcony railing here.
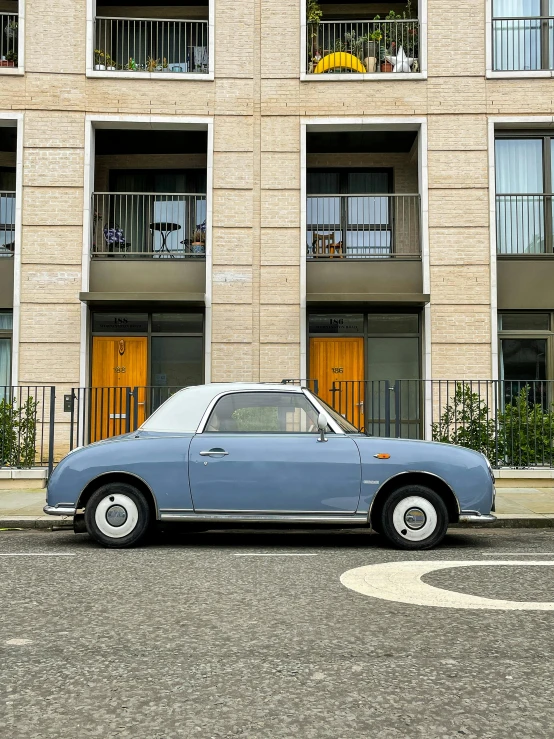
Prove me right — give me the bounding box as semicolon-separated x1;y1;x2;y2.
492;15;554;71
0;13;18;68
92;193;207;258
0;192;15;256
496;194;553;255
94;17;209;73
306;193;420;258
306;19;420;74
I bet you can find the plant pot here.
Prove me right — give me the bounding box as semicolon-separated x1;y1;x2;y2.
381;61;394;73
0;60;15;67
94;64;106;70
363;41;377;59
191;242;205;255
363;56;377;73
106;66;116;71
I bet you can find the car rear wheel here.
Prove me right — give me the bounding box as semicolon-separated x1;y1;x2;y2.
84;483;151;548
380;485;448;550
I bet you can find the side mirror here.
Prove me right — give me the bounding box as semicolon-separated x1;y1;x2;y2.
317;412;329;443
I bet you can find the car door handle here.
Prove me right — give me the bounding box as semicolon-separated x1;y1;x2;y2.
200;449;229;457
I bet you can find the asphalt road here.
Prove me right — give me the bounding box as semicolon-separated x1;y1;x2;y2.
1;526;554;739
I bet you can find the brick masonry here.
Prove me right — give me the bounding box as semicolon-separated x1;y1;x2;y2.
1;0;552;394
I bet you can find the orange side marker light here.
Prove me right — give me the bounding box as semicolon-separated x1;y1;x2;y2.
374;453;391;459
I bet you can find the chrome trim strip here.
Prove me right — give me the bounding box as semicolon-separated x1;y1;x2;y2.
43;505;76;517
458;513;497;524
367;469;460;523
190;508;356;514
75;470;160;519
159;512;368;524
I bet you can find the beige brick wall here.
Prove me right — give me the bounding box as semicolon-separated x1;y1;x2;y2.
5;0;554;421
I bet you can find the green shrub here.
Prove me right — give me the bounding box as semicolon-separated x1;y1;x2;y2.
498;387;554;467
0;395;38;468
431;383;497;460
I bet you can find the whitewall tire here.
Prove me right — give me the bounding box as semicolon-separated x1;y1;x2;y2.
84;482;151;548
380;485;449;550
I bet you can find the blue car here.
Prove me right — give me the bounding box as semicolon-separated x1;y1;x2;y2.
44;383;496;549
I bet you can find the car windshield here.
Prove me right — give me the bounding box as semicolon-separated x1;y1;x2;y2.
307;392;360;434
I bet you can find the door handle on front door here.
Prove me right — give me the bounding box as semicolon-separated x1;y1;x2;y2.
200;448;229;457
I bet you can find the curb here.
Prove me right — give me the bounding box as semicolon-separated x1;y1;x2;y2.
1;515;554;531
0;516;73;530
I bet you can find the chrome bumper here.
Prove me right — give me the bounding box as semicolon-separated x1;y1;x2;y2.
43;505;76;517
458;512;497;524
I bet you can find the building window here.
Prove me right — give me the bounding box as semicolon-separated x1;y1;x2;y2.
0;311;13;388
492;0;554;71
495;134;554;254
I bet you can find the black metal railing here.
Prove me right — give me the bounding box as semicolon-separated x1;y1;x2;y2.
0;192;15;256
94;16;209;73
492;15;554;71
329;379;554;468
307;19;420;74
307;194;421;259
92;193;207;258
68;386;184;447
0;386;56;474
496;194;552;254
0;13;18;68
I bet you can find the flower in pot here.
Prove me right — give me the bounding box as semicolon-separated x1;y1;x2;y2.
125;57;138;71
146;56;160;73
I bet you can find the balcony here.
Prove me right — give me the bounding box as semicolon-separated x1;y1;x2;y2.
93;14;209;75
92;192;207;259
492;12;554;71
305;3;420;76
307;193;420;259
0;11;18;69
496;193;554;310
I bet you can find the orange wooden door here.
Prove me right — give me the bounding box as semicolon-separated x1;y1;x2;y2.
309;337;365;430
91;337;148;440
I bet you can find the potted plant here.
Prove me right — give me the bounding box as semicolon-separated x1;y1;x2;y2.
4;19;17;40
307;0;323;68
146;56;160;73
191;221;206;254
94;49;116;70
2;19;18;67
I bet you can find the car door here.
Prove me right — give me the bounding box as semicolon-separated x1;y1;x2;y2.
188;391;361;513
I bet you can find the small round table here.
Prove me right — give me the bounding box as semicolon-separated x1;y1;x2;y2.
150;222;181;258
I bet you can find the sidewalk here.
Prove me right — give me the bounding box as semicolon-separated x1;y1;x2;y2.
1;488;554;529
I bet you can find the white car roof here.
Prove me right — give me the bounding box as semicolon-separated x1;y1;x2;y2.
140;383;305;434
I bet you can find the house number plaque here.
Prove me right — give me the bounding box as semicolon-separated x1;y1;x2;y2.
332;367;344;374
114;367;127;373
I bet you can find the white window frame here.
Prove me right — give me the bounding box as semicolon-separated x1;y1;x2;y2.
0;0;24;77
300;0;427;81
86;0;214;81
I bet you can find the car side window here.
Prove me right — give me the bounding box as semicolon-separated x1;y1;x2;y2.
205;392;322;433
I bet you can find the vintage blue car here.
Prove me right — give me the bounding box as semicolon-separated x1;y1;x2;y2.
44;383;496;549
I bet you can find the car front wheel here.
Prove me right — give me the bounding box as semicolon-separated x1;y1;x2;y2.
84;483;151;548
380;485;448;550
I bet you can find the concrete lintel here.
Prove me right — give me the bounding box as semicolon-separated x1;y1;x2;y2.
306;293;430;304
79;292;206;304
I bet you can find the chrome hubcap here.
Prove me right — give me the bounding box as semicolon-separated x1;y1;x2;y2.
404;507;426;530
105;504;128;527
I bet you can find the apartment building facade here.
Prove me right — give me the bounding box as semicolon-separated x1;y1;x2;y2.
0;0;553;452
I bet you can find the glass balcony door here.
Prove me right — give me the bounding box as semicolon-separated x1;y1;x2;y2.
495;136;554;254
493;0;554;70
306;169;392;257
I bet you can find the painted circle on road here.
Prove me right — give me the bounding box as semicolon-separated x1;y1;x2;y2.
340;561;554;610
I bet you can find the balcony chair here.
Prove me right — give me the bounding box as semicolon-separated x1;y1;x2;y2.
311;233;344;258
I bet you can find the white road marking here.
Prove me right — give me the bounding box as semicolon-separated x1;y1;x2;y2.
0;553;75;557
340;560;554;610
5;639;33;646
481;552;554;555
233;553;318;557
